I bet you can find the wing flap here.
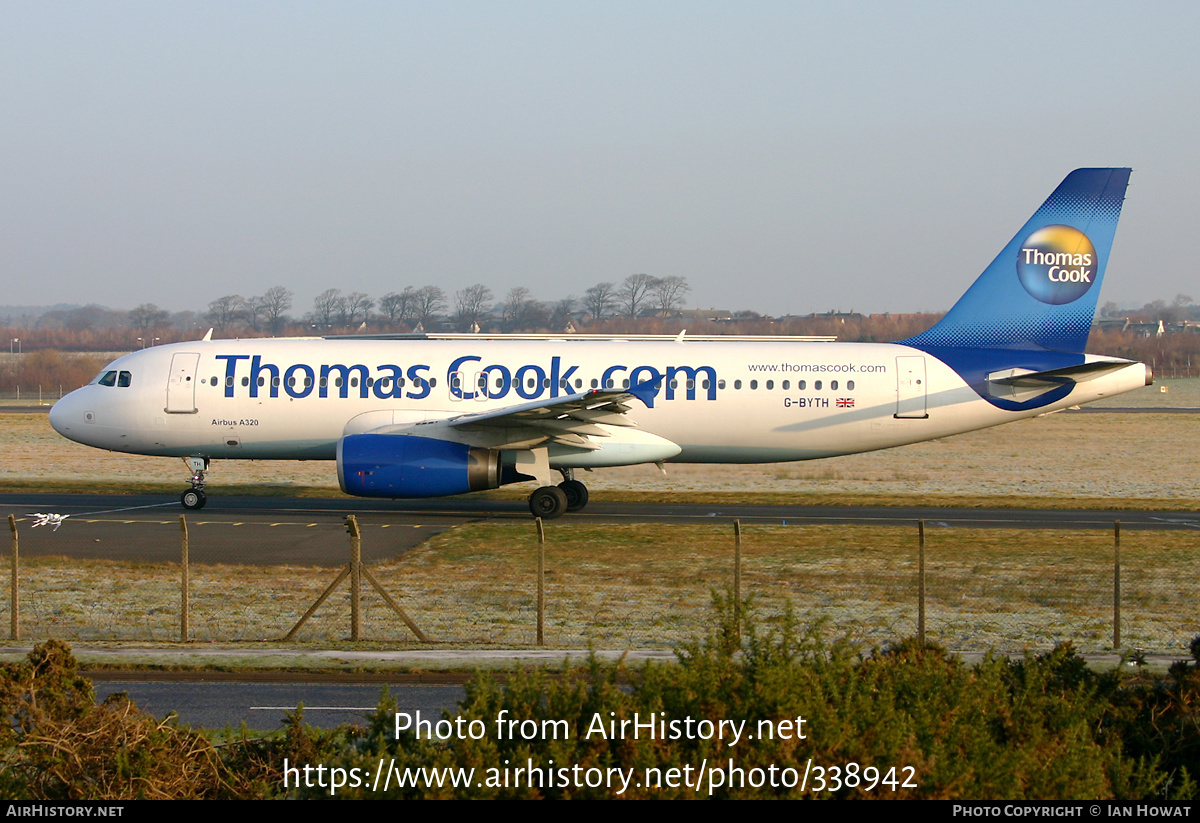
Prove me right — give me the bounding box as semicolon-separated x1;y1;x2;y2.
366;383;660;454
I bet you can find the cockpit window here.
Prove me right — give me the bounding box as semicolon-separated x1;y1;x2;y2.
97;371;118;387
117;371;132;388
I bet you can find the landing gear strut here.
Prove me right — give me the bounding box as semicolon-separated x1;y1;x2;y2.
181;456;209;510
526;469;590;519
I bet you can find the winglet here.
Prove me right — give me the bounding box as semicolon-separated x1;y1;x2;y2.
201;328;214;342
627;379;659;409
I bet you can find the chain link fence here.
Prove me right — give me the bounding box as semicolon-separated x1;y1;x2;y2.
4;513;1197;654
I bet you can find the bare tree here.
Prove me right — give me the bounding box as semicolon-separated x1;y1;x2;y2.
651;276;690;313
310;289;343;329
454;284;493;331
128;304;170;333
617;273;658;317
254;286;293;335
412;286;446;327
584;282;616;321
340;292;375;328
205;295;247;332
549;295;577;331
63;305;116;332
379;288;416;327
501;287;549;331
501;287;531;329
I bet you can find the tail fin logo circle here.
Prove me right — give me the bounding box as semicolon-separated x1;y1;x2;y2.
1016;225;1098;305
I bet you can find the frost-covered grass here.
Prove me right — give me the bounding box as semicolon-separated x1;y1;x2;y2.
4;523;1196;654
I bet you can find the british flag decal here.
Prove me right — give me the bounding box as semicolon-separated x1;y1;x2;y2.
836;398;855;408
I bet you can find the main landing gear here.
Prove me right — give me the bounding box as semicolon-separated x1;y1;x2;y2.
180;456;209;510
527;469;589;520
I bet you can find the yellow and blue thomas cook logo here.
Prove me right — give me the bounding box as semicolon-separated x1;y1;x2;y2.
1015;224;1098;305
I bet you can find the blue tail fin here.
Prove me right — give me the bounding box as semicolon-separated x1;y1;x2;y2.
900;168;1131;353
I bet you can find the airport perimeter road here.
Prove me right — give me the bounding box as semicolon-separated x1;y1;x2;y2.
90;678;467;731
1;492;1198;566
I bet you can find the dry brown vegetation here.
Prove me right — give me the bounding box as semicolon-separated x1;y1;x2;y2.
0;641;256;798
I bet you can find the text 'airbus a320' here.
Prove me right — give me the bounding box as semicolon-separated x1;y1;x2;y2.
50;168;1149;518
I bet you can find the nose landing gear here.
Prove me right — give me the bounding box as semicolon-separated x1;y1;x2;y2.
180;456;209;510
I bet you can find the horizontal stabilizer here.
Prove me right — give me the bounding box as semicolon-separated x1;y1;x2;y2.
986;359;1139;402
987;359;1134;388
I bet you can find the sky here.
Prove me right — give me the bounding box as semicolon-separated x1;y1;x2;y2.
2;1;1197;318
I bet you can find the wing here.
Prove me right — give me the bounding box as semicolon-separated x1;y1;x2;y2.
430;382;659;452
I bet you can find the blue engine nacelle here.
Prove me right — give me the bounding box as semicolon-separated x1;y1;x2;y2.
337;434;502;498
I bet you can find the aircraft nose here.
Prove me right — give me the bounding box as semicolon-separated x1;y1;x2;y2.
48;390;87;439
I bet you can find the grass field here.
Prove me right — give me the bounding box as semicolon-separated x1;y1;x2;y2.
4;521;1197;655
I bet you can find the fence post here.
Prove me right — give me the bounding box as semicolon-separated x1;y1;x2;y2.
286;516;430;643
733;519;742;636
536;518;545;646
347;515;361;641
917;520;926;644
8;514;18;642
1113;520;1121;649
180;515;189;643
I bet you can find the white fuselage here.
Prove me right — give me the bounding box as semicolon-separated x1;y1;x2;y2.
49;337;1149;468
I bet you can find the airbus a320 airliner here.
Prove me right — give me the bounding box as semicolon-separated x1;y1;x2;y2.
50;169;1149;518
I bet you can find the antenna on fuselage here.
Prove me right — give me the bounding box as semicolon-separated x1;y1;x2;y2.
201;328;213;342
